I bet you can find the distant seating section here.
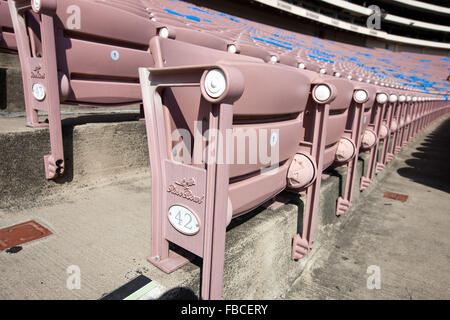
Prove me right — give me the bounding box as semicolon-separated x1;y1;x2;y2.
3;0;449;300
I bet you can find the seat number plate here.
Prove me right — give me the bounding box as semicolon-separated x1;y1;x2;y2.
168;205;200;235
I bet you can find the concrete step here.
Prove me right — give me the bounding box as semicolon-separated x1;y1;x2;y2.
0;52;20;69
0;53;24;112
0;115;146;210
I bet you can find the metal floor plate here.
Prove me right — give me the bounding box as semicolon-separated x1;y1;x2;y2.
383;191;409;203
0;220;52;251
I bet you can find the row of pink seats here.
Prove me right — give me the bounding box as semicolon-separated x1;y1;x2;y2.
1;0;449;300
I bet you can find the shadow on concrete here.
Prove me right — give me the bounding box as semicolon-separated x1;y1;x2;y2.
0;68;6;110
397;117;450;194
158;287;199;300
325;167;344;198
227;205;267;231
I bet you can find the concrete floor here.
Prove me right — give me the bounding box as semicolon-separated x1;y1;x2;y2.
286;117;450;300
0;170;156;299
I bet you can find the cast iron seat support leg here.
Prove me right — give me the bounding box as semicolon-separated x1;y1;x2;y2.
387;99;403;161
412;101;420;139
139;65;243;300
9;0;38;127
406;101;417;144
360;93;388;191
420;101;427;132
396;100;405;150
396;100;409;154
336;91;368;216
41;12;64;179
10;0;64;179
418;101;425;135
201;103;233;300
292;82;336;260
377;95;397;174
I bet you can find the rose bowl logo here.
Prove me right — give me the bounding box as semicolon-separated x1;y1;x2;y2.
31;65;45;79
167;178;205;204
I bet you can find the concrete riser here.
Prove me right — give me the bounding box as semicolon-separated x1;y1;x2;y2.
222;156;370;299
0;120;148;209
0;52;25;112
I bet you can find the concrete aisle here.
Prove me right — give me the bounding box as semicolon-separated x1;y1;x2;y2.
286;116;450;300
0;170;156;299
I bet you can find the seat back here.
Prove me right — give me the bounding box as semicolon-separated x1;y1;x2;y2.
13;0;159;105
303;76;354;169
0;0;16;52
151;36;312;215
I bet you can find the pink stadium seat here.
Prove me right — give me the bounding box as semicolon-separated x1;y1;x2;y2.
335;82;377;216
2;0;449;300
8;0;159;178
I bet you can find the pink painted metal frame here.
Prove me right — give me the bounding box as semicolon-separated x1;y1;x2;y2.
360;91;389;190
8;0;158;179
138;37;332;297
376;92;398;174
393;96;410;155
139;64;244;300
291;78;348;259
335;84;376;216
9;0;64;179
